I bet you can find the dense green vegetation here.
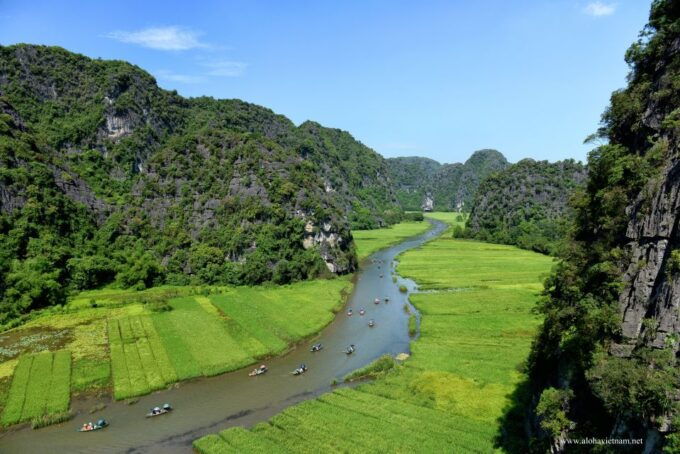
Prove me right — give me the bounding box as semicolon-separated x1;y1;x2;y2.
524;1;680;451
387;150;508;211
0;44;402;324
352;220;430;260
0;278;351;425
466;159;586;255
195;223;553;452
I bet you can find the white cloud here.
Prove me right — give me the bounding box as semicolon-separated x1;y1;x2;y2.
583;2;616;17
201;59;248;77
106;26;207;50
155;70;205;84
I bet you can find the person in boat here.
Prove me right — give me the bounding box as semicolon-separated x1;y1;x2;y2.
347;309;353;316
152;407;161;415
359;308;365;315
82;423;88;431
87;422;93;430
163;403;172;411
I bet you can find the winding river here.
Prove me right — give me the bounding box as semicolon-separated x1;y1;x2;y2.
0;219;447;453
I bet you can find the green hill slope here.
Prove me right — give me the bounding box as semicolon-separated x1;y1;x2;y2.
0;44;401;322
466;158;586;254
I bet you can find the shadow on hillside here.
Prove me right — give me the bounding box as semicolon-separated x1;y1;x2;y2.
495;377;535;453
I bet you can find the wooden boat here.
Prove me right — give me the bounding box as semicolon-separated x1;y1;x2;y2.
79;419;108;432
249;365;268;376
146;404;172;417
292;365;308;375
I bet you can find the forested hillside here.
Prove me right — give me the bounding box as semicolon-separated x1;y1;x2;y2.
523;1;680;451
386;149;508;211
0;44;401;323
466;159;586;255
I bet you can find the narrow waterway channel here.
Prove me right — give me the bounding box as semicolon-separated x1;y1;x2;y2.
0;219;447;454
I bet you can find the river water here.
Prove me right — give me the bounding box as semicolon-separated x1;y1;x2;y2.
0;219;446;453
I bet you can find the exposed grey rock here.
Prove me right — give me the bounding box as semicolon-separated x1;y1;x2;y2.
618;148;680;354
421;193;434;212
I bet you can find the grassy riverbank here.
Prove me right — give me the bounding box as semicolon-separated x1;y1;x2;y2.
352;220;430;260
195;218;553;452
0;279;351;426
422;211;468;227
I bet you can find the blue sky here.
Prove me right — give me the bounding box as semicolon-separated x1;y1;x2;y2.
0;1;650;164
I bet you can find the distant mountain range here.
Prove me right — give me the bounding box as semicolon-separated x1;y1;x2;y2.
386;149;508;211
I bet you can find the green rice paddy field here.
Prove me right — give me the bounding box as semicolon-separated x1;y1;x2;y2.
0;278;351;426
195;220;554;453
352;220;430;260
421;211;468;227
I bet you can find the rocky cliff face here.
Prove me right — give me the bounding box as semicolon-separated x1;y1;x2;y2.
524;2;680;451
616;147;680;355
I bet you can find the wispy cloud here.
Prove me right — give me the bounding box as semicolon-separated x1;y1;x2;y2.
155;70;205;84
106;26;207;50
583;2;616;17
201;59;248;77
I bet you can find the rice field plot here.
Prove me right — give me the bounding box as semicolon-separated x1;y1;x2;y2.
209;278;351;355
107;315;178;399
396;237;553;290
1;351;71;426
424;211;468;228
193;434;236;454
200;227;553;452
353;220;431;260
152;297;253;380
